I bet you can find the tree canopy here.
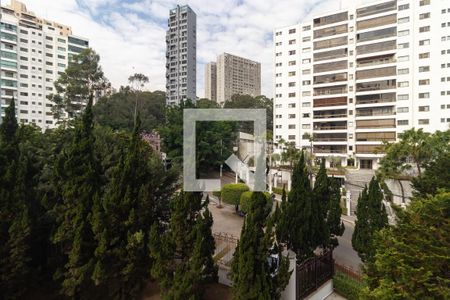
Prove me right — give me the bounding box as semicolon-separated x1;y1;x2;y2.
47;48;110;120
363;191;450;299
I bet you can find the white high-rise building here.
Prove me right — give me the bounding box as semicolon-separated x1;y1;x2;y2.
165;5;197;105
273;0;450;170
0;0;89;129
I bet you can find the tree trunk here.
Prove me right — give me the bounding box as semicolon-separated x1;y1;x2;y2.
398;179;405;204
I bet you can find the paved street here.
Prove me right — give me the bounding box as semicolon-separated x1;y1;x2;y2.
334;217;362;271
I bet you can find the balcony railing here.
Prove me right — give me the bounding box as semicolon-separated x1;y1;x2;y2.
314;148;347;154
314;125;347;130
314;137;347;142
356;110;394;117
313;114;347;119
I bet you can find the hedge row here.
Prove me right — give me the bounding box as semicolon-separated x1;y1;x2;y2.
333;271;366;300
221;183;249;205
239;191;272;214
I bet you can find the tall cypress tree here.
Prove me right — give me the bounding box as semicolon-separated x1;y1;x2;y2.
52;94;103;298
232;192;272;299
197;195;218;283
278;152;316;259
312;158;330;248
150;192;216;299
231;192;291;300
352;177;388;262
327;178;345;248
0;99;33;299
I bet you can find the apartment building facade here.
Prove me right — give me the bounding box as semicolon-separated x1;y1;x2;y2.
204;62;217;101
273;0;450;169
0;0;89;129
214;53;261;105
165;5;197;105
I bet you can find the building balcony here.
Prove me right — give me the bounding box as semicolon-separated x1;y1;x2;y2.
314;97;347;107
314;145;347;154
355;107;395;117
355;92;395;105
314;109;347;119
313;121;347;131
314;133;347;142
356;144;384;154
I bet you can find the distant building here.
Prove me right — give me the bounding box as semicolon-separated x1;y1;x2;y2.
204;62;217;101
205;53;261;106
0;0;89;129
141;131;161;154
165;5;197;105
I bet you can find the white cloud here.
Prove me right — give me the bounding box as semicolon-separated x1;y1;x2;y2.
20;0;377;97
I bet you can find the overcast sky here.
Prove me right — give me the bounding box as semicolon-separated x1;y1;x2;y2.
20;0;375;97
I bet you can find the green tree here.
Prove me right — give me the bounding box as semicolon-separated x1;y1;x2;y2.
48;48;110;120
363;192;450;299
279;139;301;168
0;99;28;300
0;100;48;299
150;192;217;299
223;94;273;133
312;159;331;248
277;152;317;259
352;177;388;262
128;73;149;125
91;115;177;299
93;90;165;133
231;192;291;300
379;129;450;202
327;178;345;248
51;95;103;298
412;152;450;197
159;100;236;173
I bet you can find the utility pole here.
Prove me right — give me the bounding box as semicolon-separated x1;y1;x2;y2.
220;139;223;178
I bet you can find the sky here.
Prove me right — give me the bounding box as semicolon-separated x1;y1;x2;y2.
20;0;375;97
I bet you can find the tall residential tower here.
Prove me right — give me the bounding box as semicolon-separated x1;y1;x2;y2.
204;62;216;101
1;0;89;129
273;0;450;169
216;53;261;106
165;5;197;105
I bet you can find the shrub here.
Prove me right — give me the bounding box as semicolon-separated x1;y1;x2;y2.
239;191;272;215
333;271;365;300
272;186;288;195
212;191;221;199
221;183;249;205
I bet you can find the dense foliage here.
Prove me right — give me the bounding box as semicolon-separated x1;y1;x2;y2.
239;191;272;214
352;177;388;263
276;154;343;260
93;90;165;133
363;192;450;299
378;128;450;201
0;93;184;299
158;99;236;173
231;192;291;299
47;48;110;120
150;193;217;299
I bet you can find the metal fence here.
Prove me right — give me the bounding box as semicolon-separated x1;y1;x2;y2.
334;262;363;282
296;250;334;299
213;232;238;267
